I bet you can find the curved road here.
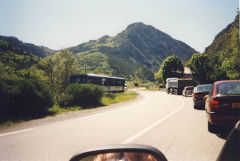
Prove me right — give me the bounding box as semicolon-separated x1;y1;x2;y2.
0;90;225;161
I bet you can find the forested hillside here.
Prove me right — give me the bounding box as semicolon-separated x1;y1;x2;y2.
187;13;239;84
69;22;196;81
204;13;239;80
204;14;239;56
0;39;54;121
0;36;55;57
0;40;103;122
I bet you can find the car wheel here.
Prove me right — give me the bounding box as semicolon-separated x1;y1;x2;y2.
193;105;198;109
208;122;221;133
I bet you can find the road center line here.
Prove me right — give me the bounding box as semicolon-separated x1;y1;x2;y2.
0;128;34;137
122;97;185;144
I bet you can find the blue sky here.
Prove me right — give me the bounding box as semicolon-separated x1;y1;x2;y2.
0;0;238;52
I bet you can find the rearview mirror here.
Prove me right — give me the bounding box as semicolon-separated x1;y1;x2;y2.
217;121;240;161
70;144;167;161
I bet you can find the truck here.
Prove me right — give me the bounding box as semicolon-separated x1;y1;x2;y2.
166;78;196;95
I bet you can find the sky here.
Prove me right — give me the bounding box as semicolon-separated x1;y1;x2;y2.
0;0;238;53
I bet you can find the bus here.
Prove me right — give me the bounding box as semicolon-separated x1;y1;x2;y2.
69;74;125;92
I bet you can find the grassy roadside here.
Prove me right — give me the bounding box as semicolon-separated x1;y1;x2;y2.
49;90;138;113
101;91;138;105
0;90;138;127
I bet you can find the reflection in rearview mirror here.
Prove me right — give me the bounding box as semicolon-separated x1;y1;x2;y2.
70;144;167;161
78;152;157;161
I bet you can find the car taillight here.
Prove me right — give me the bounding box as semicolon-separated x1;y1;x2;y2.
194;94;200;98
210;100;220;108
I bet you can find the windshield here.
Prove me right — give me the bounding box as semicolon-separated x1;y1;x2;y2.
216;82;240;95
197;84;212;92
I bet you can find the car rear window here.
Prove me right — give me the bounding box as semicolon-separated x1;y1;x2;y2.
197;84;212;92
216;82;240;96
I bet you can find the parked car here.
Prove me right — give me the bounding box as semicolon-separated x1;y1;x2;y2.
193;84;212;109
205;80;240;133
182;86;194;97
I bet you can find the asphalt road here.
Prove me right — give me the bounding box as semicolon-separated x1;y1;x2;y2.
0;90;226;161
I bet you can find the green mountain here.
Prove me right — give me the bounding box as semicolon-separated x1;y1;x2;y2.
0;36;55;57
0;39;40;71
203;13;239;80
69;22;196;81
204;14;239;55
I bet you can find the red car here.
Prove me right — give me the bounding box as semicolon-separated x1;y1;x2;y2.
205;80;240;133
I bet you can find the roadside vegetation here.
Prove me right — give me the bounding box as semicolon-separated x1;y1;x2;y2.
49;90;137;115
0;90;137;127
101;91;138;105
155;14;239;85
0;42;138;126
155;55;184;84
155;49;239;86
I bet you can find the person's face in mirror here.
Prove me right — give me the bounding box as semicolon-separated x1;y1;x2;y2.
91;152;157;161
94;153;120;161
123;152;157;161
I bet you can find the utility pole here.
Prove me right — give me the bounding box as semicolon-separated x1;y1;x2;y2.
85;65;87;74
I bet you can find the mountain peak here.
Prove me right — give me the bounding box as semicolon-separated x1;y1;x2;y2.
99;35;110;42
126;22;146;28
125;22;154;31
67;22;196;80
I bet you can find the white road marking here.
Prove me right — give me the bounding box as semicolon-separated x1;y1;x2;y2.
0;128;34;137
122;97;185;144
77;113;104;120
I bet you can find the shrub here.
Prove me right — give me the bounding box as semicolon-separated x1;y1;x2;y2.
0;77;54;121
103;92;115;99
63;84;104;107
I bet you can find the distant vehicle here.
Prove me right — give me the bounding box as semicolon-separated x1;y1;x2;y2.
193;84;212;109
166;78;196;95
205;80;240;133
165;78;178;94
69;74;125;92
182;86;194;97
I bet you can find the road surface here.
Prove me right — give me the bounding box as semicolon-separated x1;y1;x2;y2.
0;90;226;161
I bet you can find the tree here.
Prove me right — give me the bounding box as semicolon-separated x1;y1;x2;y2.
40;55;54;91
221;52;240;79
186;53;211;84
135;66;154;82
41;49;77;102
155;55;184;83
208;53;228;81
154;68;163;83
